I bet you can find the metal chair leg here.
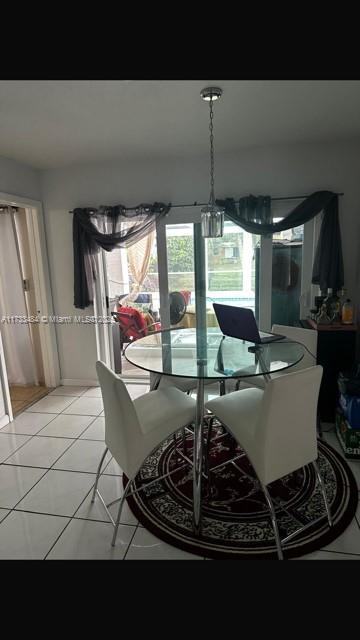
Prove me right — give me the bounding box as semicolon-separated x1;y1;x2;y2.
111;478;133;547
262;484;284;560
235;379;241;391
205;416;216;477
173;432;182;463
91;447;109;503
182;427;188;456
312;459;333;528
219;380;226;396
317;411;323;438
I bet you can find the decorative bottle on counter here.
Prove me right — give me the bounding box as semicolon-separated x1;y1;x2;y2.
330;299;342;323
317;303;331;324
342;299;354;325
324;288;340;321
338;287;347;307
323;288;333;315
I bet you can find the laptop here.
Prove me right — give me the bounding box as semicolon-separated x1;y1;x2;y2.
213;304;285;344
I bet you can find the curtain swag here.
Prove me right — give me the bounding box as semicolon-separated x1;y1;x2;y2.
73;190;343;310
217;190;344;294
73;203;170;309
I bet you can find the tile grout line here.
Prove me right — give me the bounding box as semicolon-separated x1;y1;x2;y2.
0;403;104;468
0;393;90;460
316;549;360;558
25;391;84;414
123;524;139;560
43;515;76;560
11;505;136;529
0;410;60;437
0;385;144;559
35;412;101;439
43;476;137;559
0;462;121;477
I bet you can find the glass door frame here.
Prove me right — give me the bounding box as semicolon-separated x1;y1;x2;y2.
157;207;202;329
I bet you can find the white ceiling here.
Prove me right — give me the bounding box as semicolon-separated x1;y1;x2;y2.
1;80;360;170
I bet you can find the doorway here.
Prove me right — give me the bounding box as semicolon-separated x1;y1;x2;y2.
0;194;60;424
0;206;48;415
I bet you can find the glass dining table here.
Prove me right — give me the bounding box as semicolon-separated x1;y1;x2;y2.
124;326;305;535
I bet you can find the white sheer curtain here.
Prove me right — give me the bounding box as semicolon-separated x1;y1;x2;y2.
0;209;39;385
121;231;155;304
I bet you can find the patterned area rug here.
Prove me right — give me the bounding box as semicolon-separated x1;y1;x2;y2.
124;423;359;559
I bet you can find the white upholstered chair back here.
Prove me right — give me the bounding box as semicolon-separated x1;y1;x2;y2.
272;324;317;370
96;361;142;477
254;365;323;486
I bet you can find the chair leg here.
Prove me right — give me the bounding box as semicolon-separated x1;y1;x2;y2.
111;478;133;547
317;411;323;438
312;460;333;528
235;379;241;391
91;447;109;503
205;416;216;476
173;432;178;457
219;380;226;396
182;427;188;456
262;484;284;560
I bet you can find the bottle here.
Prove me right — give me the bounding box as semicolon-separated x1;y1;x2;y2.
324;288;340;321
338;288;347;309
323;288;332;318
330;299;342;324
317;303;331;324
342;299;354;325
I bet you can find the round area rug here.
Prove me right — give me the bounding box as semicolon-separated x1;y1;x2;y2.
124;423;358;559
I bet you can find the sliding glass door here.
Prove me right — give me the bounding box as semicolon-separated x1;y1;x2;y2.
98;205;316;375
156;209;260;332
206;221;259;318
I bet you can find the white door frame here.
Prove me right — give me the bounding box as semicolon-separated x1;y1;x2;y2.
0;191;60;423
93;249;114;369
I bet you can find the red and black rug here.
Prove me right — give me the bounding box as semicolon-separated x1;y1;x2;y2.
124;423;358;559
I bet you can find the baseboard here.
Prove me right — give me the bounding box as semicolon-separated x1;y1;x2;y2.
0;414;10;429
60;378;99;387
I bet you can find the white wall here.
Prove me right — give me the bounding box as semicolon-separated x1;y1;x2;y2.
40;139;360;382
0;155;41;200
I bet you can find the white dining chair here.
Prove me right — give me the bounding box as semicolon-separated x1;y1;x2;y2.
93;361;197;546
232;324;322;435
205;365;332;560
234;324;318;392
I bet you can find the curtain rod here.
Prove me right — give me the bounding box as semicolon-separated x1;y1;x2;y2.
68;192;344;214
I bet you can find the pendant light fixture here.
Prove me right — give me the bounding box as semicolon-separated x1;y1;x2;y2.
200;86;224;238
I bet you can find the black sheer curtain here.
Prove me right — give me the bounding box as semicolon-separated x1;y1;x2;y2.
312;195;344;293
73;203;170;309
217;190;344;293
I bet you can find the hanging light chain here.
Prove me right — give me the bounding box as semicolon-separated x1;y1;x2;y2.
201;86;224;237
209;95;215;205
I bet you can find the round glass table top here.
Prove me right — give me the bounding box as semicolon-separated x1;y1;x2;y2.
124;327;305;380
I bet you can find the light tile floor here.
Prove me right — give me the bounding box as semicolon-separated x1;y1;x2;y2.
0;382;359;560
